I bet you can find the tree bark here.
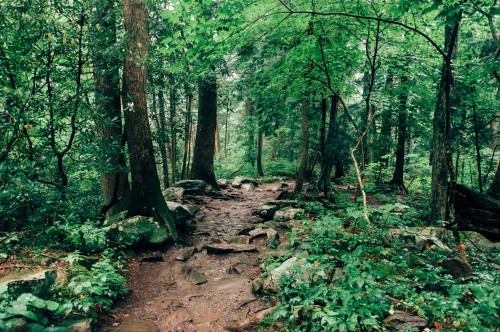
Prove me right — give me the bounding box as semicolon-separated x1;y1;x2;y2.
158;89;170;188
122;0;177;238
430;17;461;223
181;90;192;180
256;103;264;176
190;75;220;189
389;73;409;191
169;84;177;183
93;3;130;217
318;95;339;195
295;98;309;192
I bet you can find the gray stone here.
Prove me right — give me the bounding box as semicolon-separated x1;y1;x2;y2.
2;318;30;332
241;183;255;192
228;262;248;275
206;243;258;254
260;200;298;219
249;228;278;243
383;313;428;330
217;178;229;188
225;306;276;332
175;247;198;262
162;187;185;201
227;236;251;245
115;320;160;332
274;207;305;222
104;216;171;246
166;201;198;223
164;308;192;324
441;257;473;278
232;176;259;188
1;269;56;298
172;179;209;190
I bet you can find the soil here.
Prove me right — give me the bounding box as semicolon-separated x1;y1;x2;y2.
98;181;291;332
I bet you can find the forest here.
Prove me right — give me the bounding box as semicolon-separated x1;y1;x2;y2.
0;0;499;331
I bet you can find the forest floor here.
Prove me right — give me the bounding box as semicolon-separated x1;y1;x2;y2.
98;181;289;332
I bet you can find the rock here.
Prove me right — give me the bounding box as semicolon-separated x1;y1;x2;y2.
255;189;263;192
175;247;198;262
1;318;30;332
181;265;208;285
274;207;305;222
217;179;229;188
104;216;171;247
1;269;56;298
162;187;185;202
249;228;278;243
45;318;95;332
164;308;192;324
260;200;298;219
166;201;198;223
228;262;248;275
441;257;473;278
228;236;251;245
206;243;258;254
383;313;428;330
462;231;495;253
115;320;160;332
253;257;306;294
388;227;454;252
242;183;255;192
172;180;209;190
225;306;276;332
145;295;174;312
232;176;259;188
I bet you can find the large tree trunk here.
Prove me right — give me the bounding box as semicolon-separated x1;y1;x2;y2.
454;184;500;241
122;0;177;238
190;75;220;189
295;98;309;192
318;95;339;194
430;18;461;222
389;73;409;192
93;3;130;217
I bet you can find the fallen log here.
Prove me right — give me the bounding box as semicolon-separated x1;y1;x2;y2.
454;184;500;241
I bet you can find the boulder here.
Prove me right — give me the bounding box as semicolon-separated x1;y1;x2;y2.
274;207;305;222
232;176;259;188
227;236;251;245
388;227;453;252
164;308;192;324
217;179;229;188
1;269;56;298
249;228;278;243
43;318;94;332
0;318;30;332
228;262;248;275
260;200;298;219
383;313;428;330
242;183;255;192
225;306;276;332
104;216;171;247
162;187;185;202
166;201;198;223
115;320;160;332
441;257;473;278
253;257;306;294
172;180;209;190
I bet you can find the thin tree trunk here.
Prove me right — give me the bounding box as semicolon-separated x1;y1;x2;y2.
122;0;177;238
295;98;309;192
190;75;220;189
318;95;339;195
169;86;177;183
472;97;483;193
320;97;327;172
158;89;170;188
389;73;409;192
181;91;192;180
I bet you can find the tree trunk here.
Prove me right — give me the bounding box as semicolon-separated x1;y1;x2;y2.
430;18;461;223
122;0;177;238
169;86;177;183
181;90;192;180
93;4;130;217
256;103;264;176
318;95;339;194
158;89;170;188
389;73;409;192
320;97;327;172
295;98;309;192
190;75;220;189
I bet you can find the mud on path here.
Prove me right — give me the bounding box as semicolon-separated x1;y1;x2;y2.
99;182;288;332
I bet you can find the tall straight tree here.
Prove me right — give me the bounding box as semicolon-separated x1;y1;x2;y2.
93;1;130;217
295;97;310;192
190;75;220;189
122;0;177;238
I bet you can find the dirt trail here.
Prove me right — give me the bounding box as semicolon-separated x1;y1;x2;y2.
99;182;286;332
